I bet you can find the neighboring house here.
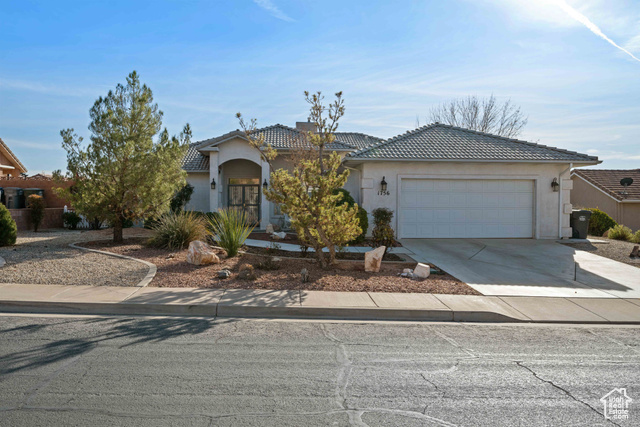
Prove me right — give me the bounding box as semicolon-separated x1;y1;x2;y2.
183;122;599;239
571;168;640;231
0;137;27;178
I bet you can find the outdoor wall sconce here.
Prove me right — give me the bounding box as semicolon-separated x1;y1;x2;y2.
551;177;559;192
210;178;216;190
381;177;388;192
263;179;268;191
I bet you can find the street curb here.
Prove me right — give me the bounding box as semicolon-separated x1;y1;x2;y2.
69;242;156;288
1;299;639;323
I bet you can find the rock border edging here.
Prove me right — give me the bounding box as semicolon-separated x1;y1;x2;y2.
69;242;157;288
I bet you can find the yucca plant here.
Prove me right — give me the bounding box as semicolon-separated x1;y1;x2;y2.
147;210;207;250
208;208;255;257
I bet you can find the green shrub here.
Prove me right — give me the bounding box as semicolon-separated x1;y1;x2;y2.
370;207;396;255
62;211;82;230
587;208;617;236
27;194;46;232
332;188;367;244
632;230;640;244
147;211;207;250
208;208;255;257
0;204;17;246
170;183;194;212
607;224;633;241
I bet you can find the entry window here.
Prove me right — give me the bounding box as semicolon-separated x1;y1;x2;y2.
228;178;260;185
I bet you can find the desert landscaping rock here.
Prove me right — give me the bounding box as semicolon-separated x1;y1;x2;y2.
272;231;286;240
413;263;431;278
0;229;149;287
365;246;385;272
265;223;275;234
186;240;219;265
218;269;231;279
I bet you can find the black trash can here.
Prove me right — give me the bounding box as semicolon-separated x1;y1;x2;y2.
570;209;592;239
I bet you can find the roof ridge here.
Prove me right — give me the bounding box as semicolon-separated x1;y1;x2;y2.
348;123;439;157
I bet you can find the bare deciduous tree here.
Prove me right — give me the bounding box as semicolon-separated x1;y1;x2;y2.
427;95;528;138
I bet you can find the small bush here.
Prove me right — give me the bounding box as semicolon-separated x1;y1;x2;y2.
0;204;17;246
607;224;633;241
27;194;46;232
147;211;207;250
370;207;396;255
632;230;640;244
208;208;255;257
62;211;82;230
587;208;617;236
170;183;194;212
333;188;367;244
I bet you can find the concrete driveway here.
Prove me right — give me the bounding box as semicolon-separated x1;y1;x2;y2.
401;239;640;298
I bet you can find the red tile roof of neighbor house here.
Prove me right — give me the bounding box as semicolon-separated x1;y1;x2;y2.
572;168;640;201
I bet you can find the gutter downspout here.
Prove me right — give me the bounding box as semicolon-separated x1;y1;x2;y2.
558;163;573;239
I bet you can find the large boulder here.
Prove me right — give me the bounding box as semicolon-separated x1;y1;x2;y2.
413;263;431;279
186;240;220;266
365;246;386;273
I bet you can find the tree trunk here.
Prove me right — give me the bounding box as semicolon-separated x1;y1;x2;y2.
113;217;123;243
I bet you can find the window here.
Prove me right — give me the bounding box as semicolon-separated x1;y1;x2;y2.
228;178;260;185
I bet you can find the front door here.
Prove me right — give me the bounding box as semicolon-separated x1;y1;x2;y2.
228;184;260;224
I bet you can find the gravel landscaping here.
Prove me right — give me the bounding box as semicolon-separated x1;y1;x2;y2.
560;236;640;268
0;229;151;287
80;238;478;294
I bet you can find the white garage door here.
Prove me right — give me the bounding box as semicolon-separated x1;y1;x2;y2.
399;179;534;238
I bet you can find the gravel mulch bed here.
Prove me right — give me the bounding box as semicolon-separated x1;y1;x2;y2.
560;235;640;269
81;238;478;295
244;246;406;262
0;228;152;287
248;232;403;248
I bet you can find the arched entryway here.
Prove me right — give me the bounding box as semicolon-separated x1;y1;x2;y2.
220;159;261;224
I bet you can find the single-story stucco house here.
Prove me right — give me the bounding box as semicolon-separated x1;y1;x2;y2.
571;168;640;231
0;137;27;178
182;122;600;239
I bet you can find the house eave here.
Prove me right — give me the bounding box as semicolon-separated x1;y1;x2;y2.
344;157;599;165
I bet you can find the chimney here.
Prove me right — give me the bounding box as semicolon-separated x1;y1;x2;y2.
295;121;316;133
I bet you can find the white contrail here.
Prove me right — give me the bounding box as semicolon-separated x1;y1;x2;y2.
554;0;640;63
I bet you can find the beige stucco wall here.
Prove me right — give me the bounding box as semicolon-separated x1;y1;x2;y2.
185;172;210;212
571;176;640;231
355;161;572;239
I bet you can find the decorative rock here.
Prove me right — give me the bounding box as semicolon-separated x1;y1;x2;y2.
238;264;257;280
266;223;275;234
218;269;231;279
631;245;640;258
272;231;287;240
365;246;386;273
413;263;431;279
403;268;413;274
186;241;220;265
301;268;309;283
272;257;282;262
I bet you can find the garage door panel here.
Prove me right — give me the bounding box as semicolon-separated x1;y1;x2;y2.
400;179;534;238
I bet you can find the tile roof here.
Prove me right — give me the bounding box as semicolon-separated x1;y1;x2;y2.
333;132;384;149
182;143;210;171
347;123;599;163
184;125;369;171
0;137;27;173
572;168;640;201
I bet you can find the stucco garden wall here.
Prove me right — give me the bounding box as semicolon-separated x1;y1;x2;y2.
356;161;572;239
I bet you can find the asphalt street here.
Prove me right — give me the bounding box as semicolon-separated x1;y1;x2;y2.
0;315;638;426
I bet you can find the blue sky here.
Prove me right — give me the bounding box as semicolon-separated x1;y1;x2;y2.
1;0;639;173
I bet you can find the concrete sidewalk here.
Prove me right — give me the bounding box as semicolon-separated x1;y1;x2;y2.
1;283;640;323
